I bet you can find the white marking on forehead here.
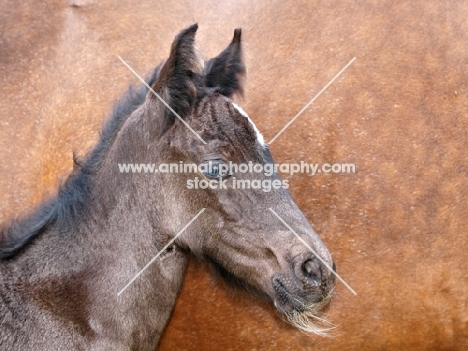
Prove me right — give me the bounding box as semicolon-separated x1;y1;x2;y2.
231;102;266;147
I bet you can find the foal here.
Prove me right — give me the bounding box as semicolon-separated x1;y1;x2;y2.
0;24;335;350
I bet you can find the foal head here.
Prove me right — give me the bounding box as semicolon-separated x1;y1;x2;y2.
127;24;336;335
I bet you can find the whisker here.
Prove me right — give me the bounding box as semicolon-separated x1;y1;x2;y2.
284;289;336;337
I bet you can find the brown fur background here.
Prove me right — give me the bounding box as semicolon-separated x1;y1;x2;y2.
1;0;467;350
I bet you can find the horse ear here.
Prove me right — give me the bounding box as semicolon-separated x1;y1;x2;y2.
151;23;203;118
204;28;246;98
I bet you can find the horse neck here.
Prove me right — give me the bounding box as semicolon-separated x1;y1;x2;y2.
11;110;189;349
83;106;191;348
80;109;190;347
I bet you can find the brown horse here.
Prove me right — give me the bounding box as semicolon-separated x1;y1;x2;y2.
0;25;336;350
2;0;468;350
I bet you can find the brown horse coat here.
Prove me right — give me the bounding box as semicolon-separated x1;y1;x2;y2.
1;0;467;350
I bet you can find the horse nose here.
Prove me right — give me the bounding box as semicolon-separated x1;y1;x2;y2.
294;253;333;288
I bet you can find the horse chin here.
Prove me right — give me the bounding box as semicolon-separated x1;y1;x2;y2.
273;279;335;336
282;294;335;337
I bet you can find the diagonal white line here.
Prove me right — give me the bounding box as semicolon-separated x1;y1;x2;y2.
117;56;207;145
268;208;357;296
269;57;356;144
117;208;206;296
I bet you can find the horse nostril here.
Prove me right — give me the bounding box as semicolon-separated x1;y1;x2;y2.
302;259;321;286
303;259;319;275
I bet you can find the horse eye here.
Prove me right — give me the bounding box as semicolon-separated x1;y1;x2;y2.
202;160;229;179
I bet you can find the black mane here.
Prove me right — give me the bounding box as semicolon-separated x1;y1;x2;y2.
0;66;161;260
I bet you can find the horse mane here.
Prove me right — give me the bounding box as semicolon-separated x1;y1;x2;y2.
0;66;161;260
